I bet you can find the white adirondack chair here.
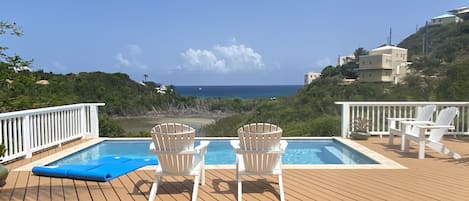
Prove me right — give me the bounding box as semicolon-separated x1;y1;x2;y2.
230;123;288;201
388;105;436;150
148;123;210;201
403;107;461;159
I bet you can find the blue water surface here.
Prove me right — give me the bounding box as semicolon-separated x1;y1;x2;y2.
175;85;303;99
49;139;377;166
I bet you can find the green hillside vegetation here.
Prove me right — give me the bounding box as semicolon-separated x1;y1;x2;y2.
203;20;469;137
2;20;469;137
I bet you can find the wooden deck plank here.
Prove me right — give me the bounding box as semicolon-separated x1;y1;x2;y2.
62;178;78;201
85;181;106;201
37;176;51;201
138;170;179;201
0;170;18;201
9;171;29;201
201;169;236;201
284;170;355;201
73;179;93;201
109;176;137;201
98;180;121;201
125;171;153;201
115;174;148;201
50;177;65;201
2;137;469;200
24;172;39;201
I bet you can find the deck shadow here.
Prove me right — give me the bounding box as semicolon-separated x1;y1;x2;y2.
212;178;281;199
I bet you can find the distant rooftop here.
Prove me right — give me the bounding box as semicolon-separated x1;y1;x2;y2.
432;13;457;19
449;6;469;14
371;45;406;52
449;6;469;19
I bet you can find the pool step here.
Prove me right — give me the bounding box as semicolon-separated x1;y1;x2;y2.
321;146;354;164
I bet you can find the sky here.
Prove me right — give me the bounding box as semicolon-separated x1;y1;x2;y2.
1;1;467;85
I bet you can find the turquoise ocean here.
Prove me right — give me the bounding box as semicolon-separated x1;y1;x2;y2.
175;85;303;99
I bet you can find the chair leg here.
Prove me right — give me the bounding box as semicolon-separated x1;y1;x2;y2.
148;176;160;201
237;174;242;201
403;138;410;152
418;140;426;159
201;165;205;185
427;141;461;159
400;134;406;151
278;174;285;201
388;132;394;145
192;175;201;201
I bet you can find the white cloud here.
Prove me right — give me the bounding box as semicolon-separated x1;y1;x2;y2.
115;53;130;67
114;44;148;70
180;42;264;74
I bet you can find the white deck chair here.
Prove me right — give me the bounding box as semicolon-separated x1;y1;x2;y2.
148;123;209;201
403;107;461;159
230;123;288;201
388;105;436;150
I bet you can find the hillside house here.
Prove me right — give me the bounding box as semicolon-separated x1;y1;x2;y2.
358;45;409;84
429;14;464;26
337;54;356;66
304;71;321;85
449;6;469;20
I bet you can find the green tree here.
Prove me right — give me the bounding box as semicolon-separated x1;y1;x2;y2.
0;21;22;59
320;65;339;78
353;47;368;62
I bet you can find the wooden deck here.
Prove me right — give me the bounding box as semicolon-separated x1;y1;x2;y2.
1;137;469;201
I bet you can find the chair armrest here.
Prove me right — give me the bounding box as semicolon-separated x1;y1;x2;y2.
400;120;433;126
387;117;415;121
149;142;156;154
416;125;455;130
195;140;210;154
279;140;288;153
230;140;241;153
412;124;455;138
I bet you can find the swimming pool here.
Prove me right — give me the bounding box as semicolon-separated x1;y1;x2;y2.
48;139;378;166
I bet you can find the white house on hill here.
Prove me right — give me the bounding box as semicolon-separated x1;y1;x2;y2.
449;6;469;20
304;71;321;86
358;45;409;84
337;54;355;66
430;13;463;26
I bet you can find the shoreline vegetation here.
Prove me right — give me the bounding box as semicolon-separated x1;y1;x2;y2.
2;20;469;138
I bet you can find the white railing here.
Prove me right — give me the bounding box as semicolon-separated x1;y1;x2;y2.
335;102;469;138
0;103;104;163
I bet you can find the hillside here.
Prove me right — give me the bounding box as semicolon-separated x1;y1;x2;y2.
0;66;178;115
2;20;469;137
399;20;469;74
203;20;469;137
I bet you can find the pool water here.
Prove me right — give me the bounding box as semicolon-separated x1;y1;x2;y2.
48;139;377;166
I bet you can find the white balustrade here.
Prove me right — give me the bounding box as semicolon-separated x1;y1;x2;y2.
335;102;469;138
0;103;104;163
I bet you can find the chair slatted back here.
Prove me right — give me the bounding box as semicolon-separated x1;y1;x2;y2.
410;105;437;134
238;123;282;172
429;107;459;142
151;123;196;174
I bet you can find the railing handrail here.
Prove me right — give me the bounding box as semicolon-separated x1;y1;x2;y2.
0;103;104;163
0;103;105;119
335;101;469;138
335;101;469;106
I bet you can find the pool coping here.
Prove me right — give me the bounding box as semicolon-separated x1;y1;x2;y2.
15;137;405;171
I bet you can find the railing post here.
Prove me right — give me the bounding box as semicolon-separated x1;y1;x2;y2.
341;103;350;138
87;105;100;138
22;115;32;158
80;105;87;137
